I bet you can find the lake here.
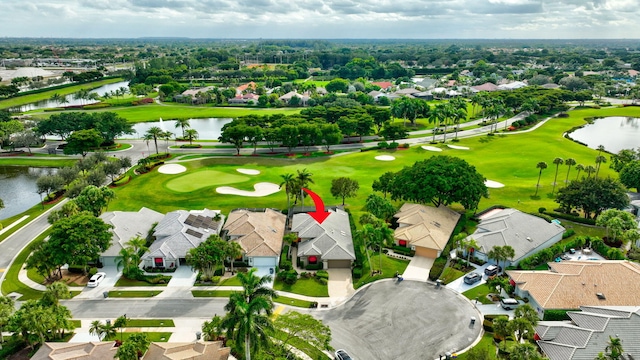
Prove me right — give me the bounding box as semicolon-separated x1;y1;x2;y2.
14;80;130;112
131;118;233;140
0;166;57;220
570;116;640;153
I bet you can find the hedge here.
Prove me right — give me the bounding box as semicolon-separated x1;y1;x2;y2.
428;257;447;281
305;263;323;271
392;246;414;256
543;211;597;225
543;309;576;321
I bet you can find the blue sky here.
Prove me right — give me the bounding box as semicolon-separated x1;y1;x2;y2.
3;0;639;38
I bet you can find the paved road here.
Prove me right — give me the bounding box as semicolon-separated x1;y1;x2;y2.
61;298;227;319
315;280;482;360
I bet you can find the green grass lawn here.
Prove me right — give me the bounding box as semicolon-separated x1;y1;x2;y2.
272;329;331;360
273;277;329;297
108;332;172;342
219;276;243;286
0;157;77;167
355;254;410;289
462;284;495;305
273;295;315;308
1;233;47;300
164;170;250;192
70;320;82;328
192;290;237;297
455;332;498;360
0;78;124;109
439;267;465;284
114;277;169;287
124;319;175;327
108;290;162;298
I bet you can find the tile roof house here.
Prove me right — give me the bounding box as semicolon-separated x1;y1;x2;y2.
471;82;499;92
393;204;461;259
222;209;287;271
141;209;224;269
291;208;356;269
536;306;640;360
372;81;393;91
32;341;230;360
236;81;257;94
507;261;640;319
278;91;309;106
99;207;164;264
469;208;565;266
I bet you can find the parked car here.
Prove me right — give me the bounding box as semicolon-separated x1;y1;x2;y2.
87;272;106;287
335;349;352;360
484;264;502;277
500;298;520;310
463;272;482;285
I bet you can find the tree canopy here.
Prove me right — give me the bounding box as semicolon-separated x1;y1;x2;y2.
556;177;629;219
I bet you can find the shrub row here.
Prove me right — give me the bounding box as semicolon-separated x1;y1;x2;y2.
543;309;575;321
428;257;447;281
543;211;596;225
392;245;414;256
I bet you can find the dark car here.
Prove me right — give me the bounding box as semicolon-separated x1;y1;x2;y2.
335;349;352;360
484;264;502;277
463;272;482;285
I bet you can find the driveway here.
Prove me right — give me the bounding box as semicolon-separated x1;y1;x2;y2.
327;268;354;305
315;280;482;360
402;256;434;281
74;265;120;300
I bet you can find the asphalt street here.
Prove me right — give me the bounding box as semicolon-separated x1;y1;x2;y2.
61;298;227;319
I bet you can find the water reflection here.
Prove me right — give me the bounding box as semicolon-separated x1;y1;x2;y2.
14;81;130;112
570;117;640;153
132;118;233;140
0;166;57;220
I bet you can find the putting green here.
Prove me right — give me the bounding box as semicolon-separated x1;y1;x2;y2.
165;170;249;193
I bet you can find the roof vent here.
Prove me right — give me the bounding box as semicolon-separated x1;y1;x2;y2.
596;293;606;300
526;237;532;242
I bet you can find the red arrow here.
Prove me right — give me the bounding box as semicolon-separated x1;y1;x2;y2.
303;188;331;224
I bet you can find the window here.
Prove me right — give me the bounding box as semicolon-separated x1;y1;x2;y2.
399;240;407;247
154;258;163;267
309;256;317;264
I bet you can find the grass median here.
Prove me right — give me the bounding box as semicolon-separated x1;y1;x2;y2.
107;290;163;298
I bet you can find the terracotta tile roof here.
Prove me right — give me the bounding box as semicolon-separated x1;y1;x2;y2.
393;204;460;252
145;341;230;360
372;81;393;90
508;261;640;310
471;82;499;92
236;81;257;92
222;209;286;257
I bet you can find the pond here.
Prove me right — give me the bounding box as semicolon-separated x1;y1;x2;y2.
0;166;57;220
131;118;233;140
569;116;640;153
14;80;130;112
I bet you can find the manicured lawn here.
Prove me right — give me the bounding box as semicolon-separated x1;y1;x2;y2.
164;170;250;192
108;290;162;298
1;233;47;300
125;319;175;327
462;284;495;305
108;332;172;342
272;329;331;360
0;199;68;243
0;157;77;167
192;290;236;297
0;78;124;109
455;332;498;360
562;220;606;238
273;277;329;297
219;276;243;286
114;277;169;287
440;267;465;284
273;295;315;308
355;254;410;289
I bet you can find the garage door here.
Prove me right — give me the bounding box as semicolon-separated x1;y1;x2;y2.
252;257;277;267
327;260;351;268
415;247;438;259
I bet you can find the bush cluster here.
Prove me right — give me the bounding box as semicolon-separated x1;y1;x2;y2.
392;245;415;256
277;269;298;285
510;114;540;129
428;257;447;281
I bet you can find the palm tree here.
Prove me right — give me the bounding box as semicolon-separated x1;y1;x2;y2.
552;157;564;194
145;126;163;154
595;155;607;178
440;103;454;143
575;164;585;179
227;241;243;275
501;245;515;274
184;129;199;145
50;93;64;103
450;97;468;140
487;247;501;268
161;131;173;154
115;247;135;279
89;320;116;341
564;158;576;185
605;336;624;360
41;281;71;307
534;161;548;196
357;224;377;274
175;118;191;138
428;104;445;143
492;316;510;350
463;237;479;265
222;268;276;360
279;173;296;213
596;144;606;157
295;168;314;208
585;165;596;179
114;315;128;342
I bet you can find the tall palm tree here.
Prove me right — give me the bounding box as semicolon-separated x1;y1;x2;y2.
534;161;548;196
184;129;199;145
222;268;276;360
175;118;191;138
463;237;479;265
492;316;510;350
429;103;445;143
450;97;468;140
227;241;243;275
41;281;71;307
49;93;64;103
440;103;454;143
596;144;606;157
295;168;314;208
145;126;163;154
357;224;377;274
564;158;576;185
501;245;515;274
575;164;585;179
595;155;607;178
605;336;624;360
115;247;135;279
585;165;596;179
279;173;295;213
552;157;564;194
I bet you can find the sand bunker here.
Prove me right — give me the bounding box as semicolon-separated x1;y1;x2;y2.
157;164;187;174
375;155;396;161
216;182;280;197
485;180;505;188
237;168;260;175
421;146;443;152
447;144;470;150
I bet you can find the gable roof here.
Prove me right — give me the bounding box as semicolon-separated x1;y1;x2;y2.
471;82;499;92
470;208;565;261
236;81;257;93
145;341;230;360
100;207;164;257
508;261;640;310
292;208;355;261
393;204;460;251
372;81;393;90
222;209;286;258
31;341;117;360
536;306;640;360
143;209;223;260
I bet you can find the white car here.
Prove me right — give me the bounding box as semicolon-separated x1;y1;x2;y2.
87;272;106;287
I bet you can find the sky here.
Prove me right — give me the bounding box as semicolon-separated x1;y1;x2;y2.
2;0;640;39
